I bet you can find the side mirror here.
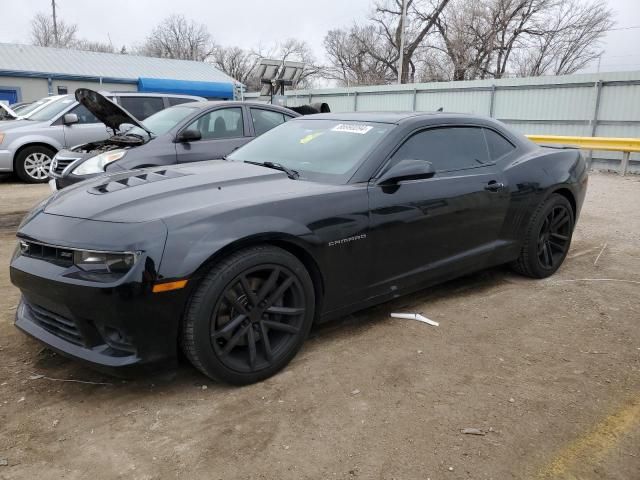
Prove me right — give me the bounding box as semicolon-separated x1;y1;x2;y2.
176;129;202;142
376;159;435;186
63;113;79;125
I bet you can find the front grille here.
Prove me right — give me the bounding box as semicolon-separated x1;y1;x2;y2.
27;302;84;346
51;156;79;176
19;240;74;267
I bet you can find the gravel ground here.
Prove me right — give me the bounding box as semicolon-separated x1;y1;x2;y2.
0;172;638;480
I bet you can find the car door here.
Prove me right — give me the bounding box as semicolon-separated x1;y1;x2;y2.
366;125;510;295
60;103;110;147
175;106;251;163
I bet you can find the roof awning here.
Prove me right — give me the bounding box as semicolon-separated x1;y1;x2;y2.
137;77;234;100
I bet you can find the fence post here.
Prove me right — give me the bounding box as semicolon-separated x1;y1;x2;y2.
587;80;603;169
489;85;497;117
620;151;630;176
354;91;358;112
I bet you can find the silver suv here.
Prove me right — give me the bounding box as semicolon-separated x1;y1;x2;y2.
0;91;205;182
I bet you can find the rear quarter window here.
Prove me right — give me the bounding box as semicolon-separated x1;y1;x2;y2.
484;128;516;161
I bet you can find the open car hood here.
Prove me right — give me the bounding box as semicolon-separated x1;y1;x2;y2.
75;88;148;132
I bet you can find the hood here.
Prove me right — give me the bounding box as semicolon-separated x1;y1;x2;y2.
75;88;149;133
43;161;329;223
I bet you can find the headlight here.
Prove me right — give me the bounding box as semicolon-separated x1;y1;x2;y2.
73;250;139;273
0;133;5;145
72;150;126;176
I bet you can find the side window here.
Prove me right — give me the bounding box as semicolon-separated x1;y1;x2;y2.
68;104;100;124
389;127;490;173
484;128;515;161
250;108;286;136
186;107;243;140
168;97;198;106
119;96;165;120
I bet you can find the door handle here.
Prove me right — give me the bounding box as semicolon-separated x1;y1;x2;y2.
485;181;505;192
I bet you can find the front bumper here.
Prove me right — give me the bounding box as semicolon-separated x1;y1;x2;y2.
10;213;189;376
0;149;13;171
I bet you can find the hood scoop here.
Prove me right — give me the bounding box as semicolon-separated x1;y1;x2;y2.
89;169;189;195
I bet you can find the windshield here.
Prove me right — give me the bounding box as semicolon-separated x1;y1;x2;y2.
12;104;31;114
127;105;199;137
16;99;49;117
27;96;75;121
227;119;393;183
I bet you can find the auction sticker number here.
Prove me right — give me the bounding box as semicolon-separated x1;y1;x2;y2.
331;124;373;134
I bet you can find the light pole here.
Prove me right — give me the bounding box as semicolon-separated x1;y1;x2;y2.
51;0;59;46
397;0;408;84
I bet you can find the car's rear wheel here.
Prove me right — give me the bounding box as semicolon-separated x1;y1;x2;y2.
512;193;574;278
15;146;55;183
181;246;315;385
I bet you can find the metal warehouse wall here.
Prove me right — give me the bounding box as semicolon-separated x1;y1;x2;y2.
0;76;137;103
247;71;640;172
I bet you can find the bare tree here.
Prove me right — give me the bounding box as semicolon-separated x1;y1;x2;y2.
211;46;261;86
324;26;396;86
432;0;496;80
30;12;77;48
363;0;451;83
74;40;116;54
273;38;323;89
138;14;216;61
513;0;613;76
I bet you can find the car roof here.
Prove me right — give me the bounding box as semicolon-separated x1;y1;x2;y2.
173;101;298;113
293;111;488;124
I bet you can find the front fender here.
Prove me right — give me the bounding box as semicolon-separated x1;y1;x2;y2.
158;214;321;280
8;134;64;155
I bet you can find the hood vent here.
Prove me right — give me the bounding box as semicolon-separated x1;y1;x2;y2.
89;169;189;195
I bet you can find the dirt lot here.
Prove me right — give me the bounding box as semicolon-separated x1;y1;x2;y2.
0;173;638;480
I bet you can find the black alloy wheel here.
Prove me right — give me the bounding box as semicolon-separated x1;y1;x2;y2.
512;193;575;278
182;246;315;384
537;204;572;270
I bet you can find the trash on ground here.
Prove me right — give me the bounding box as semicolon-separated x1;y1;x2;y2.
391;312;439;326
461;428;485;435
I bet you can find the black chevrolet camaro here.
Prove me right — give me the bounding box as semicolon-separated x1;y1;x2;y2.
11;112;588;384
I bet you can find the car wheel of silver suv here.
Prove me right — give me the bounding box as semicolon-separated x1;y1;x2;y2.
15;146;55;183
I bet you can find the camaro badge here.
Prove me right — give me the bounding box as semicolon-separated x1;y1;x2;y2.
328;234;367;247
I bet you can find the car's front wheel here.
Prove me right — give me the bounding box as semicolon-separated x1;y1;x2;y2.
181;246;315;385
15;145;56;183
512;193;575;278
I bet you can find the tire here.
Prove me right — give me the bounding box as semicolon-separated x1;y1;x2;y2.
181;245;315;385
15;146;56;183
511;193;575;278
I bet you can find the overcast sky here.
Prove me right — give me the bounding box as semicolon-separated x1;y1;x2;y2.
2;0;639;74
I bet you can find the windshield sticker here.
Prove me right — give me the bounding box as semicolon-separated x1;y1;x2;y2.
331;124;373;135
299;132;323;144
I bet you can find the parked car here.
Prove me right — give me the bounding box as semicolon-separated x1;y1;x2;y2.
0;91;205;183
0;96;66;123
0;103;18;121
11;111;588;384
49;89;300;190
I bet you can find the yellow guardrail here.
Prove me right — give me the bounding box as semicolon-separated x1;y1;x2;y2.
525;135;639;175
